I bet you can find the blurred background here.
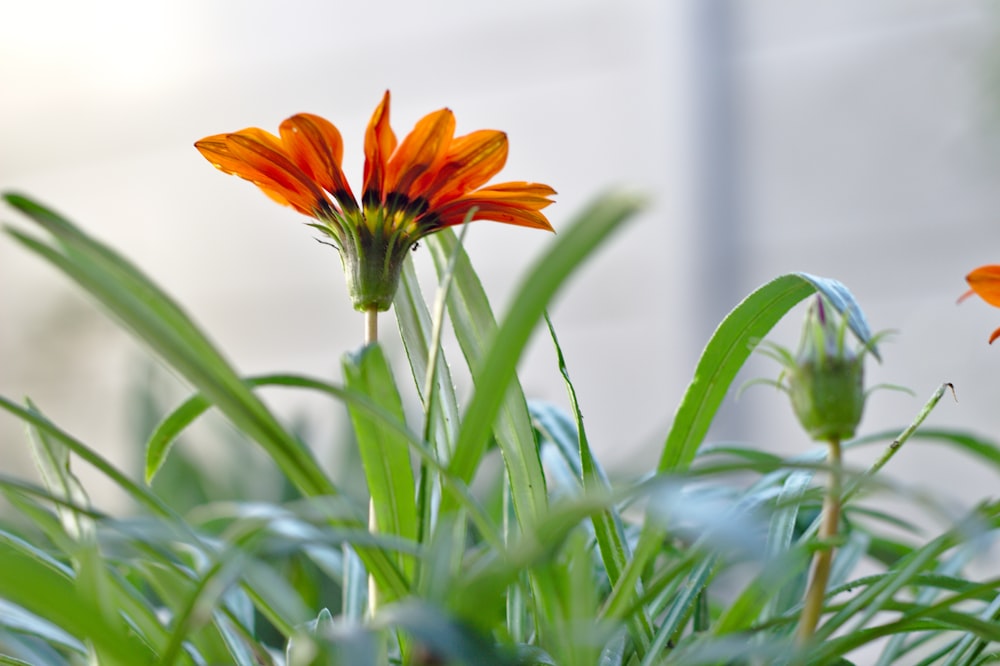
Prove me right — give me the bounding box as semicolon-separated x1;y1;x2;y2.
3;0;1000;514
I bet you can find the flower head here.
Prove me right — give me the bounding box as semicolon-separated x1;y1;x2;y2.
756;296;874;442
195;91;555;311
961;265;1000;343
786;297;867;441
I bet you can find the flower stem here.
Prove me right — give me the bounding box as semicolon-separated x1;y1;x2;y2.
365;306;378;346
364;305;379;617
797;436;842;645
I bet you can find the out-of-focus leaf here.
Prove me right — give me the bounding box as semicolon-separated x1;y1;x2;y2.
342;343;418;591
0;538;159;665
2;194;406;598
376;600;517;666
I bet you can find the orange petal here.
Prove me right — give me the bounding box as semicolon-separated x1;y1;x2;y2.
454;182;557;211
196;133;259;178
991;327;1000;344
385;107;455;200
279;114;357;211
966;265;1000;307
478;181;558;199
363;90;398;204
196;134;296;208
432;197;554;231
424;130;508;205
223;130;330;216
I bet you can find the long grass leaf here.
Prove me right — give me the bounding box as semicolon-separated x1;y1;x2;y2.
3;194;406;598
3;195;331;498
0;538;159;665
342;344;418;590
658;272;873;474
543;316;653;654
144;374;499;547
436;191;644;522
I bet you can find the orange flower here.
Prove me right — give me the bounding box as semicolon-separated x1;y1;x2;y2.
195;91;555;311
961;265;1000;343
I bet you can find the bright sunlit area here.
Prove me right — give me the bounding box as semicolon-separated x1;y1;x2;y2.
4;1;1000;664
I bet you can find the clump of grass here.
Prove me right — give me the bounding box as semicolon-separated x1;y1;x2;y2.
0;192;996;666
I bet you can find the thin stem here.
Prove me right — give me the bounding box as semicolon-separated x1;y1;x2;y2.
365;306;379;345
364;305;379;616
367;499;379;618
797;437;842;646
843;382;955;504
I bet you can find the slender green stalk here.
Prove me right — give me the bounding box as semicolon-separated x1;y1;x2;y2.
365;307;379;346
843;382;955;504
364;305;380;618
797;437;842;645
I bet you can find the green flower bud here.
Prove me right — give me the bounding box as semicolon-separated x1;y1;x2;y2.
786;296;866;441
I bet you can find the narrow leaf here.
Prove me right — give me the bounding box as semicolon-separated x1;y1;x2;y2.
342;344;418;589
435;191;645;522
659;272;874;474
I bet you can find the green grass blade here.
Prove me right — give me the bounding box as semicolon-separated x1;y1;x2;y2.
3;194;407;598
145;393;212;484
0;596;85;655
425;227;542;524
852;428;1000;477
639;556;717;666
0;396;177;520
940;592;1000;666
342;344;418;589
760;470;812;622
374;600;518;666
395;258;461;459
24;399;94;542
658;272;873;474
3;194;332;498
142;374;501;547
435;191;644;523
806;583;1000;664
814;527;961;643
394;256;464;557
543;316;653;654
878;542;985;666
0;538;159;665
0;517;175;658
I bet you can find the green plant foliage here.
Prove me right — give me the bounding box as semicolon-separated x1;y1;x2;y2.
3;189;1000;666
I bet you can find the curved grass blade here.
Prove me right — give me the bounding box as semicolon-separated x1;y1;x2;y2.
25;399;94;542
395;258;462;456
3;194;406;598
814;508;998;646
0;598;85;655
0;538;160;665
145;394;212;484
852;428;1000;478
424;226;543;524
143;374;500;548
436;191;645;522
658;272;874;474
394;255;464;553
3;194;332;498
375;600;518;666
1;396;177;520
639;556;717;666
542;316;653;655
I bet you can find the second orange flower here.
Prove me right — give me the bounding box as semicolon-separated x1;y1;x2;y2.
961;265;1000;343
196;91;556;311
